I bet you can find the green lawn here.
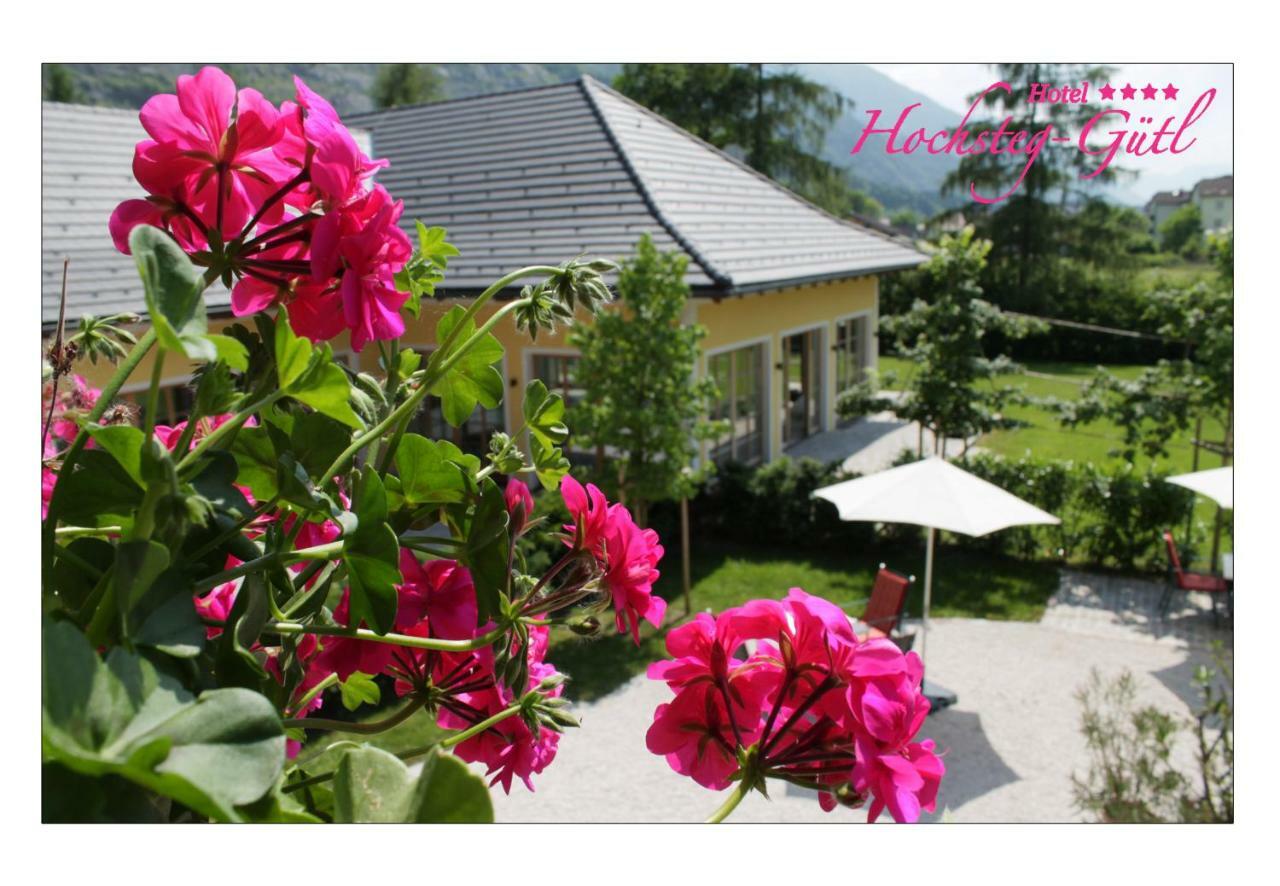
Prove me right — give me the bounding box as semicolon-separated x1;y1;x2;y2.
878;356;1229;475
549;538;1060;702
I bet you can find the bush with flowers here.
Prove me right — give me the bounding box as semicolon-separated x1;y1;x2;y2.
40;67;942;823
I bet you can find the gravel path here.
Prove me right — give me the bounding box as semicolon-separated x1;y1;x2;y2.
482;571;1230;823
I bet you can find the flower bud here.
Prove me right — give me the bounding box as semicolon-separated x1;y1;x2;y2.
567;614;601;636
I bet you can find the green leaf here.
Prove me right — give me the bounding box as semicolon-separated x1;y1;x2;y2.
86;424;146;485
113;540;170;621
290;412;354;482
130;225;220;362
522;379;570;445
331;745;492;823
57;449;144;526
50;537;115;614
344;469;401;634
229;425;279;500
339;672;382;712
274;307;364;429
461;477;510;624
428;306;505;427
395;434;469;505
214;574;271;689
134;591;206;659
346;525;401;634
188;450;253;518
42;619;284;822
530;433;571;491
411;748;495;823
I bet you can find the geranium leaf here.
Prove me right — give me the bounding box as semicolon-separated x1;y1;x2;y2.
130;225;219;363
428;306;505;427
42;619;284;822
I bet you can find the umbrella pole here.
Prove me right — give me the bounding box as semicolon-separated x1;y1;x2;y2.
921;526;935;670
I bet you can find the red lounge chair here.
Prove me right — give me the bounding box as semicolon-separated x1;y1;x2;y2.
857;565;914;641
1161;531;1232;621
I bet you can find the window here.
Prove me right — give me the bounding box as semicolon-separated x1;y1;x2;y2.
834;315;871;396
707;343;765;466
528;352;593;464
407;348;506;457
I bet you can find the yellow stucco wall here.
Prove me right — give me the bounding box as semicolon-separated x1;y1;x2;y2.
71;275;879;461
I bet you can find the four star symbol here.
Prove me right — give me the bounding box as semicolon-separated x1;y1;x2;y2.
1102;81;1180;102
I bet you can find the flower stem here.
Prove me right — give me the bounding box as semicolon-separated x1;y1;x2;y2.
263;620;511;653
142;349;167;439
704;779;751;824
176;388;285;474
283;696;427;734
193;540;344;592
319;288;542;485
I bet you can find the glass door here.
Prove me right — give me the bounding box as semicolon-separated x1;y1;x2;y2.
781;329;823;447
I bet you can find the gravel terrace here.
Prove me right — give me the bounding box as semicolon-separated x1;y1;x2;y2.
482;569;1231;823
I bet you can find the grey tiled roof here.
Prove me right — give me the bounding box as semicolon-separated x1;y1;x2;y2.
350;77;925;296
41;102;232;326
42;76;923;324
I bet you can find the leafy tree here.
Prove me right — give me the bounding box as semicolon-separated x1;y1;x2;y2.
857;228;1043;454
568;234;721;526
1209;230;1233;281
43;64;80;102
1159;203;1204;255
943;64;1125;314
372;63;443;109
614;63;861;216
1054;280;1232;463
890;208;923;230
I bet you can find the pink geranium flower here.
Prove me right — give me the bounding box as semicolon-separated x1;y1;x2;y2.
111;66;292;250
559;476;666;643
504;478;535;537
644;588;943;821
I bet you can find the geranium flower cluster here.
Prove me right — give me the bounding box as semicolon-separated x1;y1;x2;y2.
109;66;410;351
559;476;666;642
41;375;107;518
646;589;944;823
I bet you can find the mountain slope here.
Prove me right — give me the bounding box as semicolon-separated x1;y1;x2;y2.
789;63;964;215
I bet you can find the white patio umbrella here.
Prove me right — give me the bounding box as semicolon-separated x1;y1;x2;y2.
1166;466;1233;509
813;457;1061;706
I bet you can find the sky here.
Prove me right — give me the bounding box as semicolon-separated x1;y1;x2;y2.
868;63;1233;200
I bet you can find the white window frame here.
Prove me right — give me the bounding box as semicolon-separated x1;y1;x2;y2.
703;334;774;466
777;321;829;445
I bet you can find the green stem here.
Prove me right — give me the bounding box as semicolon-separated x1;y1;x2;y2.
705;779;751;824
283;696;427;734
289;673;339;716
142;349;167;438
436;703;523;749
177;389;286;473
319;265;559;484
264;620;511;653
193;540;344;592
55;525;123;539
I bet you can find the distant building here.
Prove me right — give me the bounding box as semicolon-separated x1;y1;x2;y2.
1144;174;1233;236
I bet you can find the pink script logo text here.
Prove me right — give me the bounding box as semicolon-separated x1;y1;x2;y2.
850;81;1217;204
